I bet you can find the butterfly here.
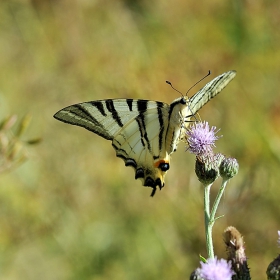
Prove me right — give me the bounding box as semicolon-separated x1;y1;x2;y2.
54;70;236;196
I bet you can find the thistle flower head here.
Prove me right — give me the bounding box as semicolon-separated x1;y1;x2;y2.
195;153;224;184
278;231;280;248
196;256;235;280
186;121;220;156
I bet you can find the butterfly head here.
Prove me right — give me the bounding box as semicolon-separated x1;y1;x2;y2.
169;96;192;124
179;96;187;105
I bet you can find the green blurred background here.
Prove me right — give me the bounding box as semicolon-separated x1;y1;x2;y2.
1;0;280;279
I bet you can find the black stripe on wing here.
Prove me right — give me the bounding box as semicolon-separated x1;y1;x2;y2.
73;104;101;126
137;100;148;112
167;98;186;119
105;100;124;127
156;101;165;151
192;74;223;105
54;104;112;140
126;99;133;111
91;101;107;117
136;114;150;149
135;100;152;151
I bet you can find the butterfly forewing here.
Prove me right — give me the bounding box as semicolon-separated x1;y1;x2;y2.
54;70;236;196
189;70;236;113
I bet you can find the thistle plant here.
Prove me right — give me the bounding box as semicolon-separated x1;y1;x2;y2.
186;121;280;280
186;121;239;259
186;121;243;279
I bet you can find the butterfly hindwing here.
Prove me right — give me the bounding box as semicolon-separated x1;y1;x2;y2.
54;70;236;196
111;101;171;194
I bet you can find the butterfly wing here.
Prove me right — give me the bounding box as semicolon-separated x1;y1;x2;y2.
189;70;236;114
54;99;171;196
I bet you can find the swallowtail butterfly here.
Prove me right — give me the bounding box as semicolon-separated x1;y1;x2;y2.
54;70;236;196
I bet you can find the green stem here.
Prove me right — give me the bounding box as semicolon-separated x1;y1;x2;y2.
204;179;229;259
204;183;214;259
210;179;228;223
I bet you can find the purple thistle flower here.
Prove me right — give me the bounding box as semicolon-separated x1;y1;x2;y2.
186;121;220;156
278;231;280;248
197;257;235;280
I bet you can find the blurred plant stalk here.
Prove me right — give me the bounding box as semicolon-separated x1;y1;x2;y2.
0;114;40;173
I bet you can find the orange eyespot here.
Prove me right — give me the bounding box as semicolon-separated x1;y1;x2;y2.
154;160;170;172
154;159;168;167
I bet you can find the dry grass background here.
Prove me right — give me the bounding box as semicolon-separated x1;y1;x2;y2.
0;0;280;279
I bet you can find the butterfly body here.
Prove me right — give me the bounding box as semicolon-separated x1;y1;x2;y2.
54;70;236;196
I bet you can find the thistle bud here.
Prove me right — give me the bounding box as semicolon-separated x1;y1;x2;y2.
219;157;239;180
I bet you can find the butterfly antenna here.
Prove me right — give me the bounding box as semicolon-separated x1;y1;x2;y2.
166;70;211;97
166;80;184;98
167;71;211;124
186;70;211;95
183;70;211;123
